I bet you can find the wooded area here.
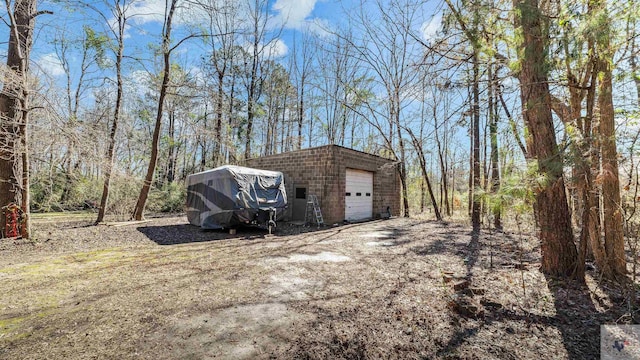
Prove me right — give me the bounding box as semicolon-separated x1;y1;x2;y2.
0;0;639;286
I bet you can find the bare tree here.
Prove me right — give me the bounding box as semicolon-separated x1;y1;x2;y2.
443;0;482;230
0;0;49;238
343;0;423;217
406;127;442;221
55;26;105;203
488;61;501;229
243;0;274;159
95;0;129;224
199;0;238;166
314;31;361;145
132;0;180;221
291;31;314;150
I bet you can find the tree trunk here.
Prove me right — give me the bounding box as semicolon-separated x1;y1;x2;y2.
96;3;126;224
166;110;176;183
132;0;178;221
298;77;304;150
420;177;425;213
497;84;528;157
265;87;274;155
595;0;626;278
0;0;37;237
488;64;501;229
393;98;410;217
201;102;208;171
514;0;581;280
20;86;30;238
245;63;257;159
468;97;473;217
471;50;481;231
632;39;640;108
407;128;441;220
451;161;456;213
245;0;262;160
584;63;608;275
214;72;224;166
308;101;313;148
435;117;451;217
281;90;287;153
228;70;237;163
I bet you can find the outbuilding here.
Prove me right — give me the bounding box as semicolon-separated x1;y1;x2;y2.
246;145;400;224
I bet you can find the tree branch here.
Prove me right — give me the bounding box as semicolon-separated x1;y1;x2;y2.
30;10;53;20
550;95;570;123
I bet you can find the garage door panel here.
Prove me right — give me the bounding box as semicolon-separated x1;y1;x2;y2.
345;169;373;221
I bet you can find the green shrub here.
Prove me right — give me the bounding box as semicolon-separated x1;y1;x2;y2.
30;168;185;216
147;181;186;213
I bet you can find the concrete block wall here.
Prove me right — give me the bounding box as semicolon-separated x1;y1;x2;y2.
246;145;400;224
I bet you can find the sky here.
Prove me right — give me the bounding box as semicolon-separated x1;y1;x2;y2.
1;0;634;166
20;0;442;83
31;0;333;77
4;0;451;153
0;0;450;153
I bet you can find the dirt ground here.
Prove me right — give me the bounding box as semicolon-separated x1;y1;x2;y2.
0;215;633;359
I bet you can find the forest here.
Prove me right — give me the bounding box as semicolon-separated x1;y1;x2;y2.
1;0;639;287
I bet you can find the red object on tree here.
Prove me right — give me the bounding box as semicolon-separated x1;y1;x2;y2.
3;203;23;238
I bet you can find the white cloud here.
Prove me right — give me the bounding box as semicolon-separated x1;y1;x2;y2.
126;0;242;26
421;13;442;42
267;39;289;58
110;0;327;43
106;0;217;40
108;0;199;31
127;0;166;25
305;17;332;38
129;70;150;87
272;0;318;29
124;69;153;97
188;66;206;86
36;53;65;77
107;0;160;39
106;19;134;39
245;39;289;59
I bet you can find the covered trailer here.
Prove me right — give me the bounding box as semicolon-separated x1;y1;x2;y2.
185;165;287;230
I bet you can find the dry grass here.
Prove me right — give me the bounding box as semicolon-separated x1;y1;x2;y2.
0;215;633;359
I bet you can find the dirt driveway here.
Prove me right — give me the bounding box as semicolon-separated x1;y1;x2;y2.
0;216;625;359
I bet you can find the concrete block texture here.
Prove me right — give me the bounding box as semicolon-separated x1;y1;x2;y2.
246;145;400;224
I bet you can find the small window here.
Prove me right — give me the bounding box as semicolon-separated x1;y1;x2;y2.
346;192;351;196
295;187;307;199
366;193;371;197
356;192;362;196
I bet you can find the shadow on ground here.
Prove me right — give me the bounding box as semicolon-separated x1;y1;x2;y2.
548;277;633;360
137;224;271;245
424;229;632;360
137;221;336;245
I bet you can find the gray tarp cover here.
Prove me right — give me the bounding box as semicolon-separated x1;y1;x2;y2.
185;165;287;229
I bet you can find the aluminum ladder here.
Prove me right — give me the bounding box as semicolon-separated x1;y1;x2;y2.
305;194;324;227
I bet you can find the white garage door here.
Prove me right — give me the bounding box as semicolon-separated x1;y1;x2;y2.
345;169;373;221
